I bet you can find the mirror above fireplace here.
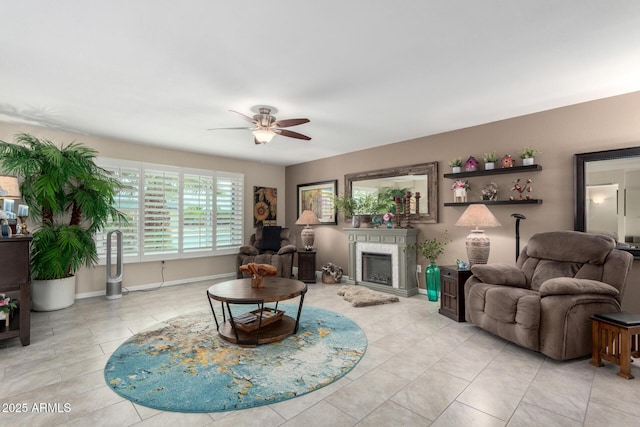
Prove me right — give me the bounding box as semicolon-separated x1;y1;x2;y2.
345;162;439;223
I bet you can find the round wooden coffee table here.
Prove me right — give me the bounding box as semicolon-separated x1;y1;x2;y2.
206;277;307;347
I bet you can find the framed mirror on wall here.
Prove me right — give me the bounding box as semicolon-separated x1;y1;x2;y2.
345;162;439;223
574;146;640;259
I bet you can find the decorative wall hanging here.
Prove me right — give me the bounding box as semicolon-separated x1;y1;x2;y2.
254;186;277;227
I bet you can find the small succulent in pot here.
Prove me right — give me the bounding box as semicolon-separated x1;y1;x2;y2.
482;151;498;163
519;146;540;159
448;157;463;168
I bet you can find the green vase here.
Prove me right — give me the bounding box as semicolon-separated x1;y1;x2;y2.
425;261;440;302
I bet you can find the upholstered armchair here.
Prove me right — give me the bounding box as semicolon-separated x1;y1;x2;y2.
464;231;633;360
236;226;297;279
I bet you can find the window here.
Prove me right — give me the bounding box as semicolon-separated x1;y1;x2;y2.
95;158;243;263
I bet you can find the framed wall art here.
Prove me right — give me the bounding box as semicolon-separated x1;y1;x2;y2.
254;186;277;227
297;180;337;225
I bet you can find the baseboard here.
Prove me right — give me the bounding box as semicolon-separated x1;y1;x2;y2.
75;272;236;300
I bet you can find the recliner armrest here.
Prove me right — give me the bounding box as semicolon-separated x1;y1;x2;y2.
277;244;297;255
238;245;259;256
470;263;527;287
539;277;619;297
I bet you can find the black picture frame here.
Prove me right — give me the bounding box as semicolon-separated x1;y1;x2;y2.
297;180;338;225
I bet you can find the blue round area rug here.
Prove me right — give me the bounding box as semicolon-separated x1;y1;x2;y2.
104;304;367;413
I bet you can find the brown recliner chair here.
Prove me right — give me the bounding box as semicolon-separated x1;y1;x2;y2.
465;231;633;360
236;226;297;279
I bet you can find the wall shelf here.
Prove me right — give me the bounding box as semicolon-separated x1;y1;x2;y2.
444;199;543;207
444;164;543;206
443;164;542;179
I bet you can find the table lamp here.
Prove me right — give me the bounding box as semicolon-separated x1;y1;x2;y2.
295;210;320;249
455;204;502;266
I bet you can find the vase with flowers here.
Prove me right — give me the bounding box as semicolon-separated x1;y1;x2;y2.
0;293;17;327
383;212;394;228
451;180;470;203
408;231;451;301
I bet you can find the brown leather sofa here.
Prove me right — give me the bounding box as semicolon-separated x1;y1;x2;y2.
464;231;634;360
236;226;297;279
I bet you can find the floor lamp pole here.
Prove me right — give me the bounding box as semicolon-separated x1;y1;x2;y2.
511;213;526;262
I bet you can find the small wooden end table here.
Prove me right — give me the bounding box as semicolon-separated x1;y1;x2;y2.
590;312;640;379
206;277;307;347
439;265;473;322
297;249;317;283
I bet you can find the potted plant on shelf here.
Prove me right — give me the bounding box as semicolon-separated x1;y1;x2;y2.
0;293;17;326
0;133;127;311
408;231;451;302
448;157;463;174
482;152;498;170
332;192;388;228
451;180;470;203
519;146;540;166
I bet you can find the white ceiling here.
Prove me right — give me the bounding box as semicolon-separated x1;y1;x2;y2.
2;1;640;166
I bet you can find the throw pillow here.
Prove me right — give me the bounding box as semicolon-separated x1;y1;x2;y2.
258;226;282;252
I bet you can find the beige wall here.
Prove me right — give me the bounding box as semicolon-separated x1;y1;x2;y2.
0;122;286;295
285;91;640;310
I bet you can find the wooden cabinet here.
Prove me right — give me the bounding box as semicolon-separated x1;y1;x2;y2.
297;249;317;284
443;164;543;206
439;265;473;322
0;235;32;345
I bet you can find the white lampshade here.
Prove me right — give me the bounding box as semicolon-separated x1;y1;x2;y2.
455;204;502;266
0;175;21;199
295;210;321;248
252;128;276;144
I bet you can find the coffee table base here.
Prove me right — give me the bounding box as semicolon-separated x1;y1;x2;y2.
218;315;297;347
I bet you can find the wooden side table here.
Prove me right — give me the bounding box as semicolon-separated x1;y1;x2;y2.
0;235;32;346
297;249;317;284
590;312;640;379
439;265;473;322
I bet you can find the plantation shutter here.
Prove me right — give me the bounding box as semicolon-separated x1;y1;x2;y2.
216;173;244;249
143;169;180;256
183;173;214;252
95;163;140;259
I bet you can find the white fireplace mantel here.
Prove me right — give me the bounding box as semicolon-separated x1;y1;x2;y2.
345;228;418;297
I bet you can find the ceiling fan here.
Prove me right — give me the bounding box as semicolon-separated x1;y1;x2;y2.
209;107;311;144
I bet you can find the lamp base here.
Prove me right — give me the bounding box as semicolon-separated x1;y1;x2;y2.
301;226;315;249
466;229;490;266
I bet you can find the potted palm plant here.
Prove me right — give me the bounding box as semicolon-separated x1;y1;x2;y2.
0;133;127;311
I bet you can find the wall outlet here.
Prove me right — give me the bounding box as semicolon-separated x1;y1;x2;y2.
416;265;421;273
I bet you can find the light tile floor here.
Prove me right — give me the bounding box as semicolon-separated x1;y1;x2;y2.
1;280;639;426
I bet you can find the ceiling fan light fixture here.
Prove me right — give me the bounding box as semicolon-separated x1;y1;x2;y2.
252;128;276;143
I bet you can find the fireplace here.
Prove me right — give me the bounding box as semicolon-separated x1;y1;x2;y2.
346;228;418;297
362;252;392;285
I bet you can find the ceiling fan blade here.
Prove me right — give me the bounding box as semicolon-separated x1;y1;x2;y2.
229;110;257;124
207;127;253;130
272;118;310;128
274;129;311;141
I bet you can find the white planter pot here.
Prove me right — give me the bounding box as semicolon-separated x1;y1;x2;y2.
451;166;461;174
484;162;495;170
31;276;76;311
522;157;534;166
